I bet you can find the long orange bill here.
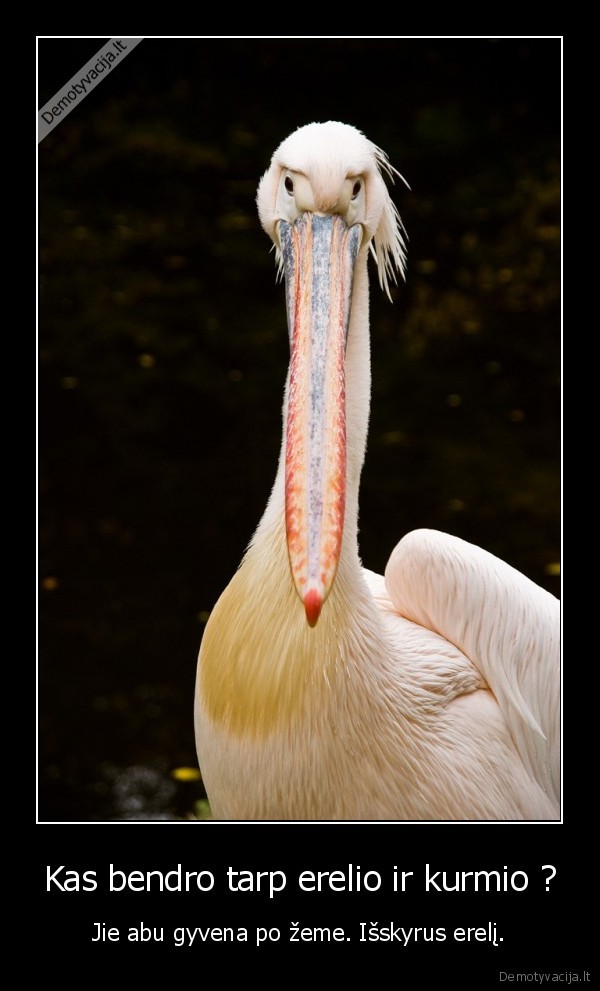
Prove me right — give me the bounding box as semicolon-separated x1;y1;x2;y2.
280;213;361;627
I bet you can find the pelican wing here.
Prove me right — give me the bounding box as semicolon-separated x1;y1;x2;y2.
383;529;560;805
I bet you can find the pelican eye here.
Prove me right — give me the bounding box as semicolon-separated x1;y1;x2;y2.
351;180;361;199
284;175;294;194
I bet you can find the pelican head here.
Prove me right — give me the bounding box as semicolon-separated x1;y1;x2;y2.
256;121;407;626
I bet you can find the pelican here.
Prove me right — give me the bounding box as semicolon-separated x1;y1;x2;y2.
194;121;560;821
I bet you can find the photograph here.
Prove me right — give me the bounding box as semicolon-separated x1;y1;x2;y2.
39;36;560;824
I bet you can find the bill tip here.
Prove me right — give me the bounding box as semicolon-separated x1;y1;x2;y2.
304;588;323;627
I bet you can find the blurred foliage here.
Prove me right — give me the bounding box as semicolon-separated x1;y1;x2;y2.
38;38;560;820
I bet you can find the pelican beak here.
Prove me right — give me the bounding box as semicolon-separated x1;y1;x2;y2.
279;213;361;627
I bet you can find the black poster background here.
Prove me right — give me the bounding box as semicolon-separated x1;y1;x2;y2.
36;37;574;983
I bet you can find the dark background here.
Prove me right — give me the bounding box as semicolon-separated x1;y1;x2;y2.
39;38;560;824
